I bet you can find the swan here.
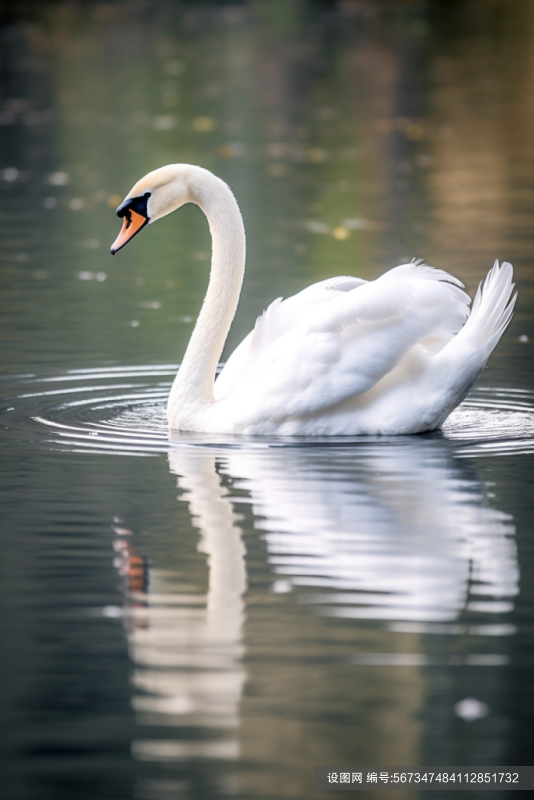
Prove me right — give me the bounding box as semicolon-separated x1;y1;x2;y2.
110;163;516;435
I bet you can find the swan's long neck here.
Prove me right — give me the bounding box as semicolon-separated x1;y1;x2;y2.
168;174;246;417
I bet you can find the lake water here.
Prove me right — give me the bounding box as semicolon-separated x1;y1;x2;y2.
1;2;534;799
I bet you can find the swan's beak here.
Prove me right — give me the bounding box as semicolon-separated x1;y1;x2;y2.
110;192;151;255
110;206;149;254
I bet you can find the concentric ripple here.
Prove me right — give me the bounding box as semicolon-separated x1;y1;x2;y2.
1;365;534;457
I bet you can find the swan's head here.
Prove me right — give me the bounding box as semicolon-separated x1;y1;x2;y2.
110;164;193;254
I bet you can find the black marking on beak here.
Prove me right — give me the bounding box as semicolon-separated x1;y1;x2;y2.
116;191;151;220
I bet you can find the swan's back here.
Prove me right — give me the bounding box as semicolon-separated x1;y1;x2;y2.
211;260;515;436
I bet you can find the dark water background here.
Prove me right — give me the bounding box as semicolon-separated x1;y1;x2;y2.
1;2;534;798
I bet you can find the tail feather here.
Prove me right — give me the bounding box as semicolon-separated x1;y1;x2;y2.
433;260;516;407
461;260;516;355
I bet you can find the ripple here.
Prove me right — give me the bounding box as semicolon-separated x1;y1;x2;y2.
1;365;534;457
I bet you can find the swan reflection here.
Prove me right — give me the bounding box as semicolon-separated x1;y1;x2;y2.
221;438;518;625
112;436;517;780
114;448;247;766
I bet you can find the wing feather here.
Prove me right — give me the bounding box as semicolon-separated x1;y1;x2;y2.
216;264;471;421
215;275;367;400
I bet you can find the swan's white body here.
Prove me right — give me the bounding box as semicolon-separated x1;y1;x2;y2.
112;164;516;435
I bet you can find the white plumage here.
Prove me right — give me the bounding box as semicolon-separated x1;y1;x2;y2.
111;164;516;435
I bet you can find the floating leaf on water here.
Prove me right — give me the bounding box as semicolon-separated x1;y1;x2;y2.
3;167;19;182
267;163;288;177
454;697;489;722
107;194;122;208
193;116;216;132
152;115;177;131
306;148;328;163
217;144;234;159
304;221;330;234
48;171;70;186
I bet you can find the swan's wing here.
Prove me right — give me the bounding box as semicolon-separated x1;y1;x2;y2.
228;265;471;424
376;260;465;290
215;275;367;401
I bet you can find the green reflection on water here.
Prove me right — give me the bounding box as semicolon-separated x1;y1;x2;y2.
1;0;533;383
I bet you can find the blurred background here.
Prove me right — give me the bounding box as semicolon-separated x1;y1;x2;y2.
1;0;533;376
1;2;534;800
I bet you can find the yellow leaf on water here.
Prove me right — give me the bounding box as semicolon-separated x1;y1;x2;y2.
332;226;350;241
194;116;216;132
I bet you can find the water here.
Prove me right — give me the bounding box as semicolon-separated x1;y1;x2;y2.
1;2;534;799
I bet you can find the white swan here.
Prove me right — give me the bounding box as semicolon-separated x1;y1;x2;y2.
110;164;516;435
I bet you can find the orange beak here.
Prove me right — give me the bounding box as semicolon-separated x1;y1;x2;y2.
110;208;149;254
